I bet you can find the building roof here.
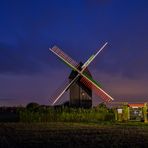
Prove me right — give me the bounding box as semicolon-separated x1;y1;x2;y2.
69;62;92;79
128;104;144;107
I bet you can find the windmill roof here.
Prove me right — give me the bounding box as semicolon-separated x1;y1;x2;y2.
69;62;92;79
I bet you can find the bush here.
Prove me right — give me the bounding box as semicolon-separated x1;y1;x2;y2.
19;104;115;123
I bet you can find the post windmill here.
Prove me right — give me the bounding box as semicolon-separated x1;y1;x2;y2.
49;42;114;107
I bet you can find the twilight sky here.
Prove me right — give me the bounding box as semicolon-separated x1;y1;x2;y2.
0;0;148;106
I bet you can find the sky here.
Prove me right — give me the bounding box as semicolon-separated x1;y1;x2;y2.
0;0;148;106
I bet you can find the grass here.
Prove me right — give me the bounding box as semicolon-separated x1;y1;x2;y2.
1;122;148;148
19;106;115;123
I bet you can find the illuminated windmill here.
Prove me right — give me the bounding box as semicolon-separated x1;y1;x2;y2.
49;42;114;107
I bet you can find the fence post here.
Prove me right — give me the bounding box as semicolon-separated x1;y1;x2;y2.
143;103;148;123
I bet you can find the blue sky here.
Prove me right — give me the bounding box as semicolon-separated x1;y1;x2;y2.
0;0;148;106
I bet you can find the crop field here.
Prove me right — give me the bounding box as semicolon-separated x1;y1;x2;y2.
0;122;148;148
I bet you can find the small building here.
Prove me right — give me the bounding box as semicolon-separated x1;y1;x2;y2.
115;102;148;122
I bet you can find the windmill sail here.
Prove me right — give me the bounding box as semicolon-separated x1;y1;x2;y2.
50;46;79;69
80;73;113;102
51;74;80;105
49;79;69;105
81;42;108;70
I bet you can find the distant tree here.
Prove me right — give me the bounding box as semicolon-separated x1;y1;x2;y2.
26;102;39;111
95;103;108;113
98;103;108;109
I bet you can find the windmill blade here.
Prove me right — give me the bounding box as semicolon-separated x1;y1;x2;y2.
51;74;80;105
49;46;79;70
80;72;114;102
81;42;108;70
49;79;69;105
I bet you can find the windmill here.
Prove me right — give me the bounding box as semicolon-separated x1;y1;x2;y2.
49;42;114;107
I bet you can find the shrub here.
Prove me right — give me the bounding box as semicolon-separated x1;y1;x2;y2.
18;102;115;123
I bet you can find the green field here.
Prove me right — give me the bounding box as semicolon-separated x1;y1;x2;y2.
1;122;148;148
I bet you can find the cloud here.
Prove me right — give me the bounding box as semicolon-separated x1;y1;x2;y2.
0;42;43;74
